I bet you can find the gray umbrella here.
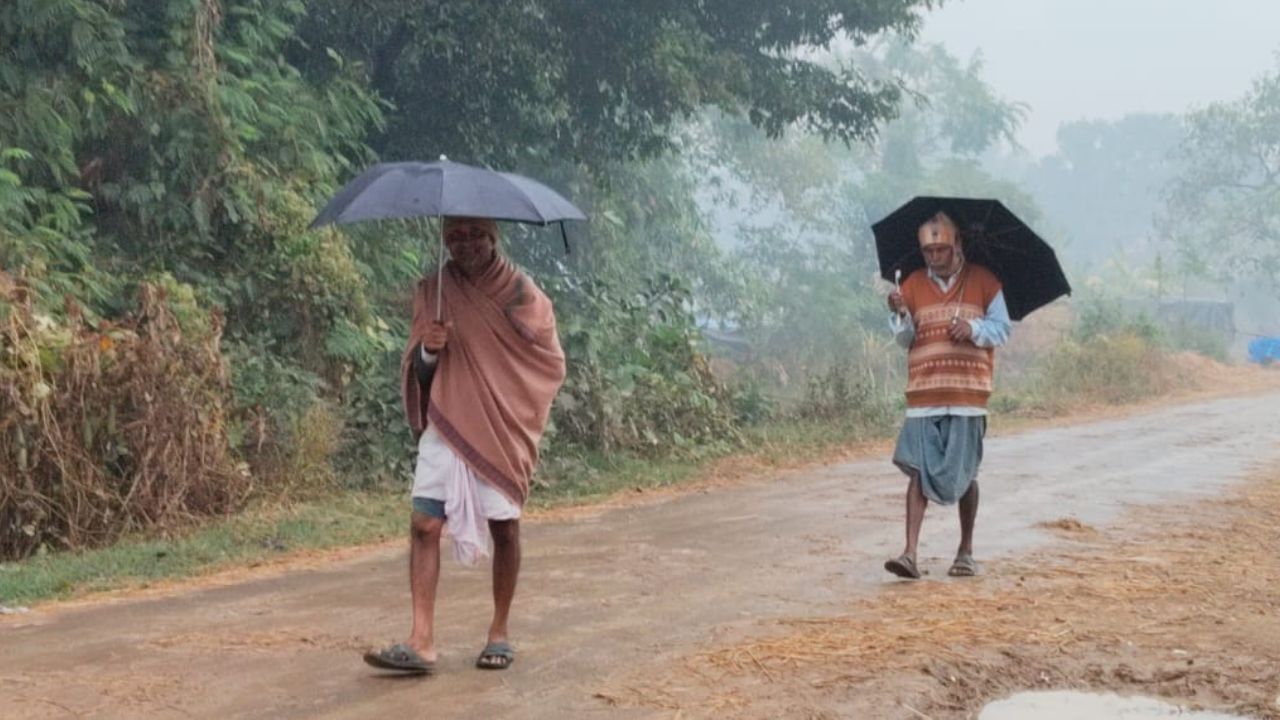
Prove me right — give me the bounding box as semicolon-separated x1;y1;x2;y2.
308;159;587;228
309;158;587;320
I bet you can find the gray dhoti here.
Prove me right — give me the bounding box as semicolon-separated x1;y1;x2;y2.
892;415;986;505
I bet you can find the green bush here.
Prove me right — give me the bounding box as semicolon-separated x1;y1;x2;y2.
548;273;741;456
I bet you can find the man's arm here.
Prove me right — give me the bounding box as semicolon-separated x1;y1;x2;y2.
967;290;1011;348
412;344;438;389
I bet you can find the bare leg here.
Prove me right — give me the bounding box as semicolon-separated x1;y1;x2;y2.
903;472;929;560
407;512;443;662
487;519;521;645
957;480;979;557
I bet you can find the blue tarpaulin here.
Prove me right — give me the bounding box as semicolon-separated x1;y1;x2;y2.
1248;336;1280;364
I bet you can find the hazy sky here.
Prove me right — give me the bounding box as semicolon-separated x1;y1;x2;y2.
919;0;1280;157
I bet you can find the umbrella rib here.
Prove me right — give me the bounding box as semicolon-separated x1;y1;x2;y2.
979;202;996;229
492;172;549;223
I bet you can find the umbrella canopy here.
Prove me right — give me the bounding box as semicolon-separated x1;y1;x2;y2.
308;158;587;322
308;159;587;229
871;196;1070;321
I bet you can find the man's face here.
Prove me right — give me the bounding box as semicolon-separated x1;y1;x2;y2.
918;218;960;276
444;218;497;270
921;242;956;275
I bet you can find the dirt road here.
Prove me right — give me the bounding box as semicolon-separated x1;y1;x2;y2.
3;390;1279;719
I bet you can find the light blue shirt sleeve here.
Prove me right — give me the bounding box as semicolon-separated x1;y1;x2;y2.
968;290;1011;348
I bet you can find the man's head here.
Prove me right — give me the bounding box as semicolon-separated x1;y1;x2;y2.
443;216;499;273
917;212;963;278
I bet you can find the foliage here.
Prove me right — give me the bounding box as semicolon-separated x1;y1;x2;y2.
292;0;939;167
1161;59;1280;294
0;2;1072;562
0;0;390;554
991;292;1201;416
797;361;894;430
548;273;740;456
1069;290;1229;363
1036;332;1172;407
686;41;1033;404
1071;292;1162;344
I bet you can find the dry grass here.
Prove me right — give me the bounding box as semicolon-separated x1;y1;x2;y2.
0;281;247;560
618;473;1280;719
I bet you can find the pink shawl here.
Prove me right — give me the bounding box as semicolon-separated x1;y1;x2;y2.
401;257;565;507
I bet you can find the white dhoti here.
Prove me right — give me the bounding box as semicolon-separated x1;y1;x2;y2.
412;424;520;565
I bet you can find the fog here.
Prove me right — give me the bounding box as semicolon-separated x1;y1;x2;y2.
921;0;1280;159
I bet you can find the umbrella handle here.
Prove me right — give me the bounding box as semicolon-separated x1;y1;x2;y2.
436;216;446;323
436;155;448;324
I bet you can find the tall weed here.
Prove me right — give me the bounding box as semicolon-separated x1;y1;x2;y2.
0;279;247;560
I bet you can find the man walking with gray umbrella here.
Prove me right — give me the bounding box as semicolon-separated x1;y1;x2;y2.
308;159;582;674
364;216;566;674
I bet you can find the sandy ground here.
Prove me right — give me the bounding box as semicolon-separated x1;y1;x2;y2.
609;459;1280;720
2;384;1280;719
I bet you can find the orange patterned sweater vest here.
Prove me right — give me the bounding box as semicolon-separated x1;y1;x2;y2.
900;264;1002;408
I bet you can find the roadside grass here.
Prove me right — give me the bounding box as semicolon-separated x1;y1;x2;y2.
0;492;405;607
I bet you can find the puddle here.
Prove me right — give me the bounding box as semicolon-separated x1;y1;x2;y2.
980;691;1251;719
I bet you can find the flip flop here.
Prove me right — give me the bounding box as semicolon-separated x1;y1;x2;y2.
363;642;435;674
476;641;515;670
948;553;979;577
884;554;922;579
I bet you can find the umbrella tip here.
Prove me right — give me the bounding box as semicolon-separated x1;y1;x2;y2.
439;154;448;162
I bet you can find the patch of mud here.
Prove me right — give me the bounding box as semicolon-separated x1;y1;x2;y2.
980;690;1251;719
1036;517;1100;537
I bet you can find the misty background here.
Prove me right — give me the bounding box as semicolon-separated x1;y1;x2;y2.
696;0;1280;357
921;0;1280;343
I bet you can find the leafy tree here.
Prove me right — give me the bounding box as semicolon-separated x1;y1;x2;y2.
0;0;386;484
292;0;940;166
1024;114;1185;267
1161;62;1280;294
681;41;1035;388
4;1;1055;556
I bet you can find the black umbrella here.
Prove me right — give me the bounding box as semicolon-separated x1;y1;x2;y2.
309;157;587;320
871;196;1070;321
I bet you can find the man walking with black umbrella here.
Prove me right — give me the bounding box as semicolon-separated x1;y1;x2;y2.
883;211;1011;580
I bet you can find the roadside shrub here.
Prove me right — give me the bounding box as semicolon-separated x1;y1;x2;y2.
548;274;742;456
796;361;893;428
1163;320;1229;362
1037;332;1173;407
333;352;414;489
0;279;247;560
